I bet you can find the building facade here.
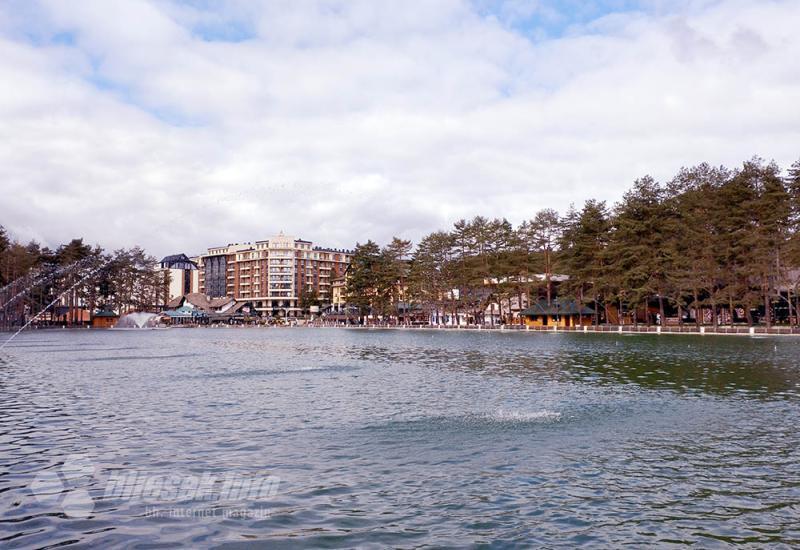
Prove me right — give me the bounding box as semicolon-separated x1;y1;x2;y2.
521;299;595;328
197;233;351;317
157;254;199;301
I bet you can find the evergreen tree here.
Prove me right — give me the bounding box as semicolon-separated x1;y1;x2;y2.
0;225;9;286
345;240;382;320
408;231;456;324
519;209;562;305
667;164;727;325
606;176;670;324
299;287;321;311
380;237;412;320
559;200;611;325
742;159;790;327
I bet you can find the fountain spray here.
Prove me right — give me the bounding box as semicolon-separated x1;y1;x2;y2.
0;259;113;351
0;257;97;310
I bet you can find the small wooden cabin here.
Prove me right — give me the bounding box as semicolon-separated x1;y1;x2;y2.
91;309;119;328
521;300;595;328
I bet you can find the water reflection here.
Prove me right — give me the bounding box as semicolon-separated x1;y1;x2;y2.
348;332;800;398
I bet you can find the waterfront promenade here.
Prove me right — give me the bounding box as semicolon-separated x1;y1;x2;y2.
5;323;799;338
313;323;800;337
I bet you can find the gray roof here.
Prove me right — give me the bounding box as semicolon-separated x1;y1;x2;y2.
165;306;206;318
159;254;198;270
521;299;594;317
93;309;118;317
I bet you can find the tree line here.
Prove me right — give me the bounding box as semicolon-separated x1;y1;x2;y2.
347;156;800;327
0;227;169;326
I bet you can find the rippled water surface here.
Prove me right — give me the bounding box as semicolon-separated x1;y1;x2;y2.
2;328;800;548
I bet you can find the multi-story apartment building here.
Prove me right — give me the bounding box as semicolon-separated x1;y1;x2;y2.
197;233;351;317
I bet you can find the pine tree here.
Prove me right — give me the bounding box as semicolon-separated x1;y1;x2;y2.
345;240;382;321
559;200;611;325
408;231;456;325
606;176;671;325
742;159;791;327
520;209;562;305
379;237;412;320
0;225;9;287
666;164;726;325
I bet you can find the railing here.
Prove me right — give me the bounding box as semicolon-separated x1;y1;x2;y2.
307;323;800;335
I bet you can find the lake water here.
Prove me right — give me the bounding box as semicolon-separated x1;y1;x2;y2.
1;328;800;548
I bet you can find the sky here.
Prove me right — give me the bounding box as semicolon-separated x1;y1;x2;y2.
1;0;799;258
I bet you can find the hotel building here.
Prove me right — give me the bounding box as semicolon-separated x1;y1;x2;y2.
197;233;351;317
157;254;200;300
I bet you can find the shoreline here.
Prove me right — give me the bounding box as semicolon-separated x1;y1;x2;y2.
4;324;799;338
315;325;800;337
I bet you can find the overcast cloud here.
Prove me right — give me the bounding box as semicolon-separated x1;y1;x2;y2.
1;0;799;257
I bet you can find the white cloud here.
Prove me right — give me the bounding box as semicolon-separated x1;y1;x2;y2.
0;0;799;257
